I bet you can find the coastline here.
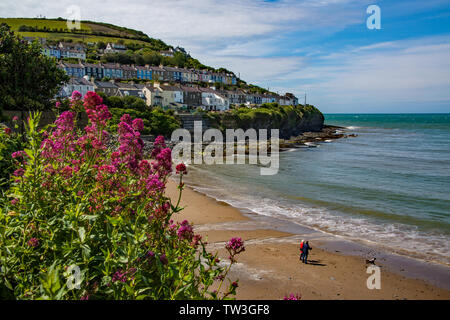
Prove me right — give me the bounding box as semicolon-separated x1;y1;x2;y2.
166;178;450;300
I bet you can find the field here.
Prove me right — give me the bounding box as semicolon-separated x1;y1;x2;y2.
0;18;159;47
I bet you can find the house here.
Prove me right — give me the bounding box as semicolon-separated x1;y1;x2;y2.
199;87;230;111
115;83;145;100
220;90;240;105
58;77;94;98
285;93;298;106
155;83;185;109
104;43;127;54
59;42;86;60
142;86;163;107
160;48;174;57
102;63;123;79
59;62;85;78
163;66;182;82
83;63;103;80
135;65;153;81
150;66;165;81
23;37;47;45
93;80;119;96
120;65;137;80
42;45;61;59
197;70;212;83
180;85;202;110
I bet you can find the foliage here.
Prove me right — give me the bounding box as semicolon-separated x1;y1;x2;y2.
0;91;243;300
0;24;69;113
101;95;181;137
0;119;25;191
207;103;324;137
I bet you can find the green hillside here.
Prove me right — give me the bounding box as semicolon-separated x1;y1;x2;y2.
0;17;278;95
0;17;169;50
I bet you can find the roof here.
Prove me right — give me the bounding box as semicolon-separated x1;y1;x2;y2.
180;85;201;93
115;82;139;89
68;77;92;86
159;84;182;92
82;63;101;68
94;81;118;88
60;62;83;68
120;65;136;71
102;63;122;70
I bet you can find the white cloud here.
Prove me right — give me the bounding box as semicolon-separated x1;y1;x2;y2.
2;0;450;112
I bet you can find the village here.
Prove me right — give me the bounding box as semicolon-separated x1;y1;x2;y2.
36;39;299;111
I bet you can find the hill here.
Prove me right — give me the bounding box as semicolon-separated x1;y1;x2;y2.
0;17;281;96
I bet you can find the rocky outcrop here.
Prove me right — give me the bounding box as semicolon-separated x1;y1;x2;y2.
205;104;324;139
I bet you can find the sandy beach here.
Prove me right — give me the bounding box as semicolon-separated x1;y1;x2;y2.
166;179;450;300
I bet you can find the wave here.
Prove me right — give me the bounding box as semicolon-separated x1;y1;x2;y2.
183;171;450;266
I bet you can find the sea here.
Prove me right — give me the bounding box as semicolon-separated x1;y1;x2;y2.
181;114;450;267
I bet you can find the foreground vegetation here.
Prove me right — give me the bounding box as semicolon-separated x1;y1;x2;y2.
0;91;243;299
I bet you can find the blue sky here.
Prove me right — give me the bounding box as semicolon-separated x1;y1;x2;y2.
2;0;450;113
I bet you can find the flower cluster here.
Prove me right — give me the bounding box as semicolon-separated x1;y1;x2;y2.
225;237;245;263
177;220;194;241
284;293;301;300
2;91;242;300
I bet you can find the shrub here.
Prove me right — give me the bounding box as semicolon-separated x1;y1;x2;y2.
0;91;242;300
0;118;25;191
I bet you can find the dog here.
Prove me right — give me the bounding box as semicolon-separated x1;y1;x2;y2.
365;258;376;265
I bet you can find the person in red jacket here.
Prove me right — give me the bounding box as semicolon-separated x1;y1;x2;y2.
299;240;305;261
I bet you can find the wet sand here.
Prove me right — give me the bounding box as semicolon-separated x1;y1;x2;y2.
165;179;450;300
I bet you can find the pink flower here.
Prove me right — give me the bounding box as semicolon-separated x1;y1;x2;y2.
27;238;39;248
72;91;82;101
132;118;144;132
61;166;73;178
177;220;194;241
284;293;301;300
226;237;244;252
11;151;25;159
13;168;25;177
176;163;187;175
12;116;19;122
11;198;19;205
83;91;102;107
159;254;168;265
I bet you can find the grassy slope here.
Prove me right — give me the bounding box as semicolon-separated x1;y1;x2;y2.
0;17;163;47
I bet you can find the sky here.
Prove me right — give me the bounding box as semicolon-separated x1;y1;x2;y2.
1;0;450;113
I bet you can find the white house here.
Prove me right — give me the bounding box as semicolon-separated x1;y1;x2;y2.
59;77;94;98
104;43;127;54
200;87;230;111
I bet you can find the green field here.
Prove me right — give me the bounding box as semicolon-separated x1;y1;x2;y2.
0;17;92;33
16;31;151;46
0;17;163;47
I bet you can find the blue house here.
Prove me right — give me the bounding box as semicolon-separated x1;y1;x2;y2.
136;66;153;80
102;63;123;79
59;62;85;78
83;63;104;80
42;45;61;59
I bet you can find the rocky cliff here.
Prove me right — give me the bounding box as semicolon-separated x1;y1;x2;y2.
205;103;324;139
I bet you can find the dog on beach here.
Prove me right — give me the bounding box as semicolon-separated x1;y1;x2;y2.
365;258;376;265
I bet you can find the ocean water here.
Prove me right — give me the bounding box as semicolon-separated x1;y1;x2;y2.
182;114;450;266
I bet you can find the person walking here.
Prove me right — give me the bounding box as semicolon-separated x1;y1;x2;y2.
302;241;312;264
299;240;305;261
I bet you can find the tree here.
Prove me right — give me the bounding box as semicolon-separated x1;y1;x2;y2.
0;24;69;117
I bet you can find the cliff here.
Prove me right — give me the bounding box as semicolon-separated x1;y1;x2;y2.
205;103;324;139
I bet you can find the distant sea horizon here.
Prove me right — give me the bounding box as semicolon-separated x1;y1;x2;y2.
183;113;450;266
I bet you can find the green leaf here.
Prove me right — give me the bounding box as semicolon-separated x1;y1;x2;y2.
78;227;86;243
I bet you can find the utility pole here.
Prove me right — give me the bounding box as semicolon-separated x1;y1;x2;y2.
304;93;307;106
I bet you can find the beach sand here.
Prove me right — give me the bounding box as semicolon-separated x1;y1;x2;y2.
165;179;450;300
